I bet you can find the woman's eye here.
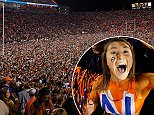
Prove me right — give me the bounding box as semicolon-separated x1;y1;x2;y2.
111;51;116;54
123;50;129;54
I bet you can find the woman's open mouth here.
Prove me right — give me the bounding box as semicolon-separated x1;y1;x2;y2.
117;64;127;73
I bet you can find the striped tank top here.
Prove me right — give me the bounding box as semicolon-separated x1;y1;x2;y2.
99;80;144;115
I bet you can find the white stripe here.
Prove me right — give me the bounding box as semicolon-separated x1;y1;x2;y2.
127;93;135;115
100;91;103;107
105;105;113;114
121;91;127;115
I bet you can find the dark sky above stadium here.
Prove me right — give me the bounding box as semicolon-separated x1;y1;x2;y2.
3;0;153;11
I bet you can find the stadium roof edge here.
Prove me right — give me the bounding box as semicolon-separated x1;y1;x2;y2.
0;0;59;7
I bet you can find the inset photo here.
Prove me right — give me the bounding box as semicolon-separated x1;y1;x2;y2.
72;36;154;115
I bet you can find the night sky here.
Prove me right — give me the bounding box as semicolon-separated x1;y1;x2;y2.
69;0;153;12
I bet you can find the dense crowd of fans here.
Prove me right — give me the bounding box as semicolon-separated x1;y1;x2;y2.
1;8;154;44
0;7;154;114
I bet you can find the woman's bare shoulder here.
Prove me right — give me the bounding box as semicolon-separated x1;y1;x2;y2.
135;73;154;99
135;73;154;89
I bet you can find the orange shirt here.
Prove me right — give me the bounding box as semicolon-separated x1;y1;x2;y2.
25;96;36;113
99;80;144;115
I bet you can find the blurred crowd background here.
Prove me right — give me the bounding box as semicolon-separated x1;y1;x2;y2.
0;7;154;115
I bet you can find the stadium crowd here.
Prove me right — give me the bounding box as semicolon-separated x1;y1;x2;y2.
0;7;154;114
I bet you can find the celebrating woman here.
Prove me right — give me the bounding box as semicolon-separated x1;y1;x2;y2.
73;37;154;115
